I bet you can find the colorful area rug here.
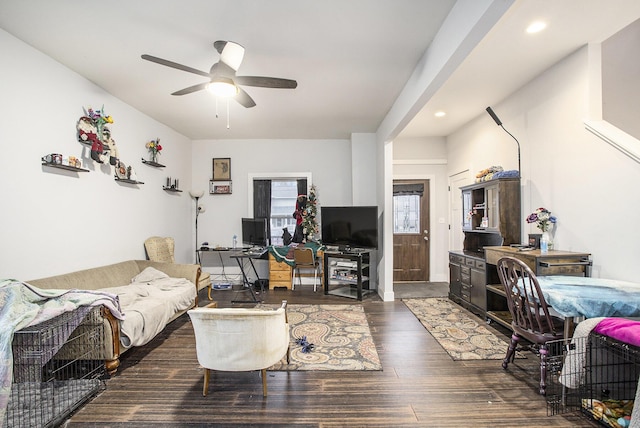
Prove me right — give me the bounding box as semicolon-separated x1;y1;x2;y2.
259;304;381;371
403;298;517;361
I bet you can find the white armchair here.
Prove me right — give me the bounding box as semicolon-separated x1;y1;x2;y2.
187;301;290;397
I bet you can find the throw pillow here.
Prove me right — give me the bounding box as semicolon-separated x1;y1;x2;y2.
131;267;169;283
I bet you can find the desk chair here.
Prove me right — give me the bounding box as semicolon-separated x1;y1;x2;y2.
144;236;211;293
497;256;565;395
292;247;321;292
187;301;290;397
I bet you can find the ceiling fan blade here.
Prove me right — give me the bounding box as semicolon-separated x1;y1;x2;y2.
220;41;245;71
235;76;297;89
171;82;209;96
141;54;211;78
235;87;256;108
213;40;227;54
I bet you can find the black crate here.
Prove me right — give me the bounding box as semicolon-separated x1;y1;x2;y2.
4;306;106;428
546;332;638;427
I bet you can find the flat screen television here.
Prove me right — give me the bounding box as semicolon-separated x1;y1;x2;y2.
241;217;268;247
321;206;378;249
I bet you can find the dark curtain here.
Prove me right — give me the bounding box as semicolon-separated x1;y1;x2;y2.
393;183;423;196
297;179;308;196
253;180;271;240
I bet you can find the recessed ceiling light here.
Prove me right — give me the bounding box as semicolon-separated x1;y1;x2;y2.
434;111;446;118
526;21;547;34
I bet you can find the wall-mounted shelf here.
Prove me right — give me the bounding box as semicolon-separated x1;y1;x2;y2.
141;158;165;168
42;162;89;172
115;177;144;184
163;186;182;192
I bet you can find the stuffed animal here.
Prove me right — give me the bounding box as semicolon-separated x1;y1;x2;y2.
292;195;307;243
282;227;293;246
103;127;119;165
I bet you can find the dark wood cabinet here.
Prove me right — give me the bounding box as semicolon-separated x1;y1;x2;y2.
449;178;521;317
448;255;462;300
448;252;486;316
460;178;521;250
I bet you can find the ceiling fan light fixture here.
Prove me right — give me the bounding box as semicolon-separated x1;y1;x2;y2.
207;77;238;98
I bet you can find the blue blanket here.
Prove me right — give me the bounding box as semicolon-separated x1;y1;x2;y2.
536;276;640;318
0;279;122;426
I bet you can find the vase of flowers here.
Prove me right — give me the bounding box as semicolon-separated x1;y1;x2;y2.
146;138;162;163
526;207;557;252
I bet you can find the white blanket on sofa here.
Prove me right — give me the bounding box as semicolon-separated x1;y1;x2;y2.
100;267;196;348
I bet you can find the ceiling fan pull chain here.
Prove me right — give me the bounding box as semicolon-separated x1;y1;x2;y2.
215;97;219;119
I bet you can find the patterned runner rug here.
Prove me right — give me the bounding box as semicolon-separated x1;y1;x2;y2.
403;298;517;361
259;304;382;371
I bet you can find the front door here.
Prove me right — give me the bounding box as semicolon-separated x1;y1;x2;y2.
393;179;430;282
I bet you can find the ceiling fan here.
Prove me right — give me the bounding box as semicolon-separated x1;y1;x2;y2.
141;41;297;108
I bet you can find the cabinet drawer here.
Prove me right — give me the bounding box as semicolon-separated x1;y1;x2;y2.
270;270;292;282
449;254;464;264
460;266;470;275
461;290;470;301
465;258;475;267
475;260;486;270
461;273;470;285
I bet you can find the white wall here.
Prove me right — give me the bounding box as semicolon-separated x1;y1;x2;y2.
393;137;449;282
0;29;193;280
447;45;639;281
351;133;378;206
191;138;354;249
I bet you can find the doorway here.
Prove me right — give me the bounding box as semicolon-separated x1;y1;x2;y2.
392;179;430;282
448;171;469;251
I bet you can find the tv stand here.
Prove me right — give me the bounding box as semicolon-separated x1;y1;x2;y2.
323;250;374;301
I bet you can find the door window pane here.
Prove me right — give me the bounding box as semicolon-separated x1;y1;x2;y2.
393;195;420;234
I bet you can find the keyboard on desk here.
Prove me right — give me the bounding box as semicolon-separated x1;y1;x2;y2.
245;246;267;256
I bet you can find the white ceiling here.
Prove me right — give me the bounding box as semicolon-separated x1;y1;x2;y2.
1;0;639;141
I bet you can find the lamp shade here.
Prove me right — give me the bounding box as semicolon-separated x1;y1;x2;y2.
189;190;204;198
207;77;238;98
198;204;206;214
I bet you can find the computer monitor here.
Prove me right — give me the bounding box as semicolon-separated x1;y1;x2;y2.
241;217;268;247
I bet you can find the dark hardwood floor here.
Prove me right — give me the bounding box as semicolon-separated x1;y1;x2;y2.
63;284;595;427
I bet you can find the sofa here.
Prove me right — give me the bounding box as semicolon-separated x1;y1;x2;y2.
28;259;201;374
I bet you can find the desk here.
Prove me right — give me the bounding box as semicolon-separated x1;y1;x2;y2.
230;251;268;304
268;243;324;289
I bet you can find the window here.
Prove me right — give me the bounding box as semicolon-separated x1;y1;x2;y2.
250;173;311;246
270;180;298;245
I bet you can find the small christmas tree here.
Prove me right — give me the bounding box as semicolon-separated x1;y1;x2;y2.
301;185;319;242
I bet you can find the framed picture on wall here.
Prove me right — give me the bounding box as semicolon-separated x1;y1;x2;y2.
212;158;231;181
210;180;232;194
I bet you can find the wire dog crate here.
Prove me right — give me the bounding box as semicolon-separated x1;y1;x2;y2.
546;332;638;427
4;306;106;428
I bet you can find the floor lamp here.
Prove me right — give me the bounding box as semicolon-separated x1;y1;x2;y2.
486;106;521;178
189;190;206;263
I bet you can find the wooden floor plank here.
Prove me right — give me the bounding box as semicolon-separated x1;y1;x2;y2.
62;286;596;427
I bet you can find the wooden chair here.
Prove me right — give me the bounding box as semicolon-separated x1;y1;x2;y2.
187;301;290;397
292;247;321;292
496;256;565;395
144;236;211;293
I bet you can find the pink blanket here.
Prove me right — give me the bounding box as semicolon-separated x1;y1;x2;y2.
594;318;640;347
